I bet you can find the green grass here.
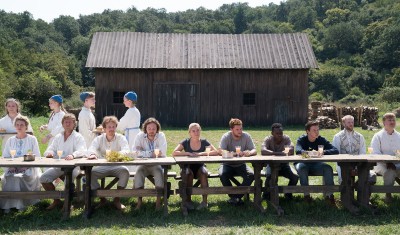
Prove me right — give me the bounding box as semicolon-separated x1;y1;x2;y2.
1;118;400;234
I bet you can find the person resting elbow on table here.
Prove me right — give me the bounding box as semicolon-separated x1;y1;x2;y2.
294;120;338;206
172;123;218;210
218;118;256;206
132;117;167;211
87;116;130;211
370;113;400;204
261;123;298;201
40;113;87;210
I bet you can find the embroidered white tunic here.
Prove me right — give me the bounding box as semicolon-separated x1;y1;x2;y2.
0;135;42;210
78;107;96;148
0;114;33;151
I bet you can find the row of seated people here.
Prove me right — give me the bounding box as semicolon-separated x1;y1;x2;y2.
1;112;399;213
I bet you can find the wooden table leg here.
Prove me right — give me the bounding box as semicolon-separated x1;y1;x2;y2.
252;162;265;213
179;164;188;216
62;167;73;220
357;162;375;211
162;165;169;216
83;166;93;219
269;162;284;216
338;162;359;215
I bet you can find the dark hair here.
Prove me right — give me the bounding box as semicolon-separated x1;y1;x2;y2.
305;120;319;131
142;117;161;134
271;123;283;132
229;118;242;129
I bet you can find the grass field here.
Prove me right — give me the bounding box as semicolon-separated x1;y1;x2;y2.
1;117;400;234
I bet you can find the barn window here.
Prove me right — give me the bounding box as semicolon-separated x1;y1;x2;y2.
113;91;126;104
243;93;256;105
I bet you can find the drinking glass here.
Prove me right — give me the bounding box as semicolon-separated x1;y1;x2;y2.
105;149;111;157
154;148;160;159
10;149;16;161
318;145;324;156
57;150;63;161
235;146;241;157
205;146;211;158
368;147;373;154
284;145;290;156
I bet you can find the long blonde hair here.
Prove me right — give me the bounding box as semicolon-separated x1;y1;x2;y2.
4;98;21;115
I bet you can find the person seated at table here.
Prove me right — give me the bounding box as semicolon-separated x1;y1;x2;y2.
0;98;33;151
40;113;87;210
295;120;339;205
371;112;400;203
172;123;218;210
133;117;167;210
261;123;298;200
0;115;42;213
332;115;376;185
219;118;256;206
87;116;130;210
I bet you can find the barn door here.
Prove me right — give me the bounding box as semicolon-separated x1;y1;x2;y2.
153;83;199;126
273;100;289;125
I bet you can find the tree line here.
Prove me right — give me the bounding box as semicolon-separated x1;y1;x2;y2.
0;0;399;116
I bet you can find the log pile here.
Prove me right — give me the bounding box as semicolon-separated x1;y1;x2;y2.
321;105;338;123
360;106;380;128
315;116;339;129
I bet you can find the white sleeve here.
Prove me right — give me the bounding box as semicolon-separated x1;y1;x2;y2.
44;136;58;157
31;136;41;158
117;110;130;132
370;133;382;154
359;135;366;155
49;112;65;136
118;135;130;154
2;138;11;158
158;133;168;157
332;134;340;154
73;134;88;157
88;136;101;156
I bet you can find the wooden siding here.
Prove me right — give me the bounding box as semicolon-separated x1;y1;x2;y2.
95;69;308;127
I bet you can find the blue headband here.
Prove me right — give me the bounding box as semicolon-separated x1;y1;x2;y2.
124;91;137;102
80;92;90;102
50;95;63;103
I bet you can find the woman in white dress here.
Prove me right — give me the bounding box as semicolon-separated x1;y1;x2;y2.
0;115;42;213
39;95;66;144
117;91;140;173
0;98;33;152
78;92;96;148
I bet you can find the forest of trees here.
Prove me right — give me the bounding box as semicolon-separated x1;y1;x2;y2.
0;0;399;115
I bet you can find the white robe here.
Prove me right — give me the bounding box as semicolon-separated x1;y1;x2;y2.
47;111;65;142
78;107;96;148
0;114;33;152
0;135;42;210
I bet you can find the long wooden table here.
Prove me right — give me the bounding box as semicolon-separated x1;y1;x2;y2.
0;157;76;219
264;154;400;215
75;157;176;218
174;155;267;216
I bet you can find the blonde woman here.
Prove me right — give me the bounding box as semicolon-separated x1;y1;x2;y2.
173;123;218;210
1;115;42;213
0;98;33;151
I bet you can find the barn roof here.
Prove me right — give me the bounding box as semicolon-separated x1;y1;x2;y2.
86;32;318;69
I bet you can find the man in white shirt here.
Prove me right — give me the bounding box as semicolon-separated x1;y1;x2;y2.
133;117;167;210
332;115;376;185
40;113;87;210
371;112;400;203
78;92;96;148
88;116;130;210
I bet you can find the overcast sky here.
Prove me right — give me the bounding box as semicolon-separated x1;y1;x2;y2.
1;0;283;23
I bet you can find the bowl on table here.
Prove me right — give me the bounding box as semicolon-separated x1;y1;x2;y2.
23;154;35;161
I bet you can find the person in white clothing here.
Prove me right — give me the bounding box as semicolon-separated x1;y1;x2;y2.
332;115;376;185
371;112;400;203
40;95;66;144
40;113;87;210
78;92;96;148
117;91;141;149
133;117;166;210
0;115;42;213
117;91;141;173
88;116;130;210
0;98;33;151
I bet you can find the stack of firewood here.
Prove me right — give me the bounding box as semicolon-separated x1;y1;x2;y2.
360;106;379;127
310;101;322;119
321;105;338;123
315;116;339;129
339;106;361;126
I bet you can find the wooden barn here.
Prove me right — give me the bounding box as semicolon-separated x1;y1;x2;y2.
86;32;318;127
